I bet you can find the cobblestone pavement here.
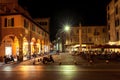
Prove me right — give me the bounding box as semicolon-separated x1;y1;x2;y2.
19;52;120;66
19;52;88;65
1;52;120;66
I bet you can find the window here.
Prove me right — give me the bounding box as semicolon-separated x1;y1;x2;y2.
88;28;91;33
115;18;119;27
38;30;41;34
32;24;35;31
0;5;4;11
115;5;118;15
42;32;44;36
44;22;47;25
6;7;10;13
88;37;92;42
4;18;7;27
116;32;119;41
109;34;110;40
11;18;14;26
76;29;79;34
102;28;106;33
24;19;29;28
4;18;14;27
82;29;86;33
70;31;73;36
107;6;109;10
107;14;110;20
94;28;99;35
115;0;118;3
40;22;47;26
8;19;11;26
39;22;42;25
108;24;110;30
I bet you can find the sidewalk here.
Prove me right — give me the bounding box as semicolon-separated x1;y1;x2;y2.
0;62;4;66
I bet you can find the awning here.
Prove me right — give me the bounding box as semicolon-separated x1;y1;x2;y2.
91;44;120;48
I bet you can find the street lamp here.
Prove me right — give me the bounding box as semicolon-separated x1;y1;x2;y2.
64;25;70;44
56;24;71;52
64;25;70;31
64;25;71;53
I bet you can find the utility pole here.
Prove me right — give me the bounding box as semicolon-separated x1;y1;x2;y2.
79;23;82;53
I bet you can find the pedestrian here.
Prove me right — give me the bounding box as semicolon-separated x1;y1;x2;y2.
4;55;7;64
10;55;14;62
49;55;54;63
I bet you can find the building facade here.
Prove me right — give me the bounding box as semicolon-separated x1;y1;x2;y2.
0;0;50;61
107;0;120;45
57;26;107;52
34;18;50;33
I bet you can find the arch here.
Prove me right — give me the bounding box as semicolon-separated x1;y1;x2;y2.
1;34;18;57
31;37;37;55
2;34;15;42
23;37;29;56
36;39;40;54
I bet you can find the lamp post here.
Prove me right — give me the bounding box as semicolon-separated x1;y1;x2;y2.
56;25;70;52
64;25;71;52
64;25;70;45
79;23;82;53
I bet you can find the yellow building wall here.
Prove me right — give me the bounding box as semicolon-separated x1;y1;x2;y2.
1;15;24;28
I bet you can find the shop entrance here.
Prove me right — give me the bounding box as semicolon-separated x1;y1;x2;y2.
5;46;12;56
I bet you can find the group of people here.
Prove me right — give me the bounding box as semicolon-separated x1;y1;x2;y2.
4;55;14;64
42;55;54;64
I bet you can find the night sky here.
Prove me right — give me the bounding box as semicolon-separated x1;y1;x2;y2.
19;0;111;41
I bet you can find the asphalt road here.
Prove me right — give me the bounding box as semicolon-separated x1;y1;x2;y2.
0;53;120;80
0;65;120;80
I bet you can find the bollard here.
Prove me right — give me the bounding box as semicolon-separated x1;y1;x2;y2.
40;58;42;61
89;60;93;64
33;61;35;65
105;60;109;64
38;59;40;62
59;62;61;65
74;61;77;65
33;59;35;65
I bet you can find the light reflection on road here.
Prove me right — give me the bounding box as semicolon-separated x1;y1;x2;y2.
3;66;13;71
19;66;44;71
60;65;78;80
59;65;78;71
0;65;120;80
1;65;120;72
1;65;80;71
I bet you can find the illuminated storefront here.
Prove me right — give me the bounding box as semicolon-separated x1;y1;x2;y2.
0;0;50;62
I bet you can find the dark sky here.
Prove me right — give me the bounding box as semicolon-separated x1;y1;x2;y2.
19;0;111;41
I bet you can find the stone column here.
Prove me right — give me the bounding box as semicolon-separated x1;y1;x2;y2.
18;34;23;62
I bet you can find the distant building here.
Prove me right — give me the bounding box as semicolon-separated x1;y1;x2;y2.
56;26;107;52
34;18;50;33
69;26;107;45
0;0;31;17
0;0;50;61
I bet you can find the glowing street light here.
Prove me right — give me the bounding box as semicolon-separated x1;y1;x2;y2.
64;25;70;31
55;24;71;52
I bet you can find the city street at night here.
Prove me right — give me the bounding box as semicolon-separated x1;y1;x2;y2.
1;0;120;80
